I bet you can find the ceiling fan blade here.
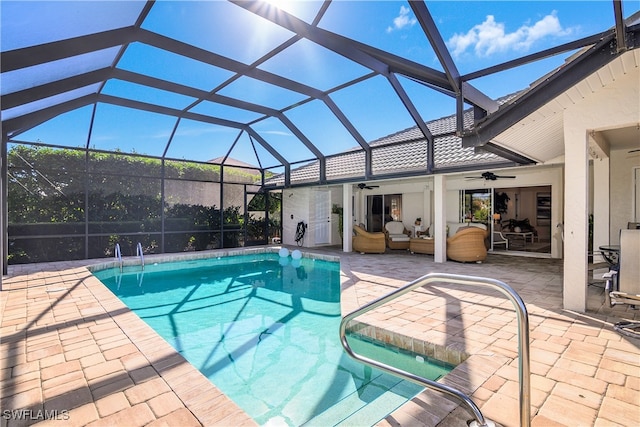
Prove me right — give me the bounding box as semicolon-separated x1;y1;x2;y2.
464;172;516;180
480;172;496;180
357;183;380;189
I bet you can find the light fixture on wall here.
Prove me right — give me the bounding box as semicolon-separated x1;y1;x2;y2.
493;213;501;224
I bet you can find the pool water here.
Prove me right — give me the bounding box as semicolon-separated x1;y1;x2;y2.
94;253;452;426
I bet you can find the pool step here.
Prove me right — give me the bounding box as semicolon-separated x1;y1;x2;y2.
303;371;422;426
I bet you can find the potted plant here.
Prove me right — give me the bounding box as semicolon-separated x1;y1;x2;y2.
494;191;510;215
415;217;421;226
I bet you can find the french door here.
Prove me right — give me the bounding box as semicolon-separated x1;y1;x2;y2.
314;190;331;245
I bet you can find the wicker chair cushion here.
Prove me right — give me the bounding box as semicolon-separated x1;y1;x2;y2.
385;221;409;241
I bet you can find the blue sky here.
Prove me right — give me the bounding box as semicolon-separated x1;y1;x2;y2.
5;0;639;169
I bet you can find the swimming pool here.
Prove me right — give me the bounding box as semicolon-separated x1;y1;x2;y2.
94;252;452;426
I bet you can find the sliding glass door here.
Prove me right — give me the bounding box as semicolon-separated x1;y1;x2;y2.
460;189;491;224
366;194;402;232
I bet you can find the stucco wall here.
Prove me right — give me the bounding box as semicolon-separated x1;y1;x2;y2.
563;60;639;311
282;188;311;247
610;149;640;243
565;66;639;247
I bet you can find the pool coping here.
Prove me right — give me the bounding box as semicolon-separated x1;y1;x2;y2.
85;246;341;274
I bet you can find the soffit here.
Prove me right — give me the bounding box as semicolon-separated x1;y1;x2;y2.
488;49;640;163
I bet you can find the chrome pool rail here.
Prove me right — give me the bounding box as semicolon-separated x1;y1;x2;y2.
114;243;122;272
339;272;531;427
136;242;145;270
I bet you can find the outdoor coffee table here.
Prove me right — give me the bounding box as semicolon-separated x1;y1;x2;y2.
503;231;535;247
409;237;434;255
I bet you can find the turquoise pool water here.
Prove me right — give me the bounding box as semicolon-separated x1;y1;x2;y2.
94;253;452;426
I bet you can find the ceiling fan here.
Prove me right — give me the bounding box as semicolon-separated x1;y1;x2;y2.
357;183;379;190
465;171;516;181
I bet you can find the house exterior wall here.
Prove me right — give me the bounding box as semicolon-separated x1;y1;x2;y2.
281;187;343;248
563;65;640;312
591;157;610;253
445;190;459;224
282;188;311;247
402;192;424;230
610;148;640;243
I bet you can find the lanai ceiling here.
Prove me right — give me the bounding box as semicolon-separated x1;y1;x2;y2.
2;1;639;188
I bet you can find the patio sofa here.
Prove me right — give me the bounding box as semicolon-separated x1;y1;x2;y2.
409;236;434;255
352;225;386;254
410;224;488;261
447;221;487;235
447;226;488;263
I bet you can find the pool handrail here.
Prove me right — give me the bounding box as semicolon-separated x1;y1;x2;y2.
136;242;144;270
339;272;531;427
114;243;122;272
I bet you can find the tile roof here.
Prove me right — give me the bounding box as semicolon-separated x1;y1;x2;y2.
266;95;518;186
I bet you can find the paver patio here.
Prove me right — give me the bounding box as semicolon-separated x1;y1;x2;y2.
1;247;638;426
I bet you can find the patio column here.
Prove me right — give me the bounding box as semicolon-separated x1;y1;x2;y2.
343;183;353;252
433;174;447;263
563;125;589;312
592;154;610;250
423;183;432;231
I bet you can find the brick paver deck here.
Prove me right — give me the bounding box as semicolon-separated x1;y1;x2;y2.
1;248;638;426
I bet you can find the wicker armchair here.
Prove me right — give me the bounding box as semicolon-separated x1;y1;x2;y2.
384;221;411;250
447;227;488;263
352;225;386;254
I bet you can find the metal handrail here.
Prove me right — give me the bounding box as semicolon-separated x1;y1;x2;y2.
136;242;144;270
339;272;531;427
114;243;122;272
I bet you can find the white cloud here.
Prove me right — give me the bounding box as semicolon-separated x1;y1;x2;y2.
448;11;572;58
386;5;417;33
262;130;292;137
173;126;231;138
